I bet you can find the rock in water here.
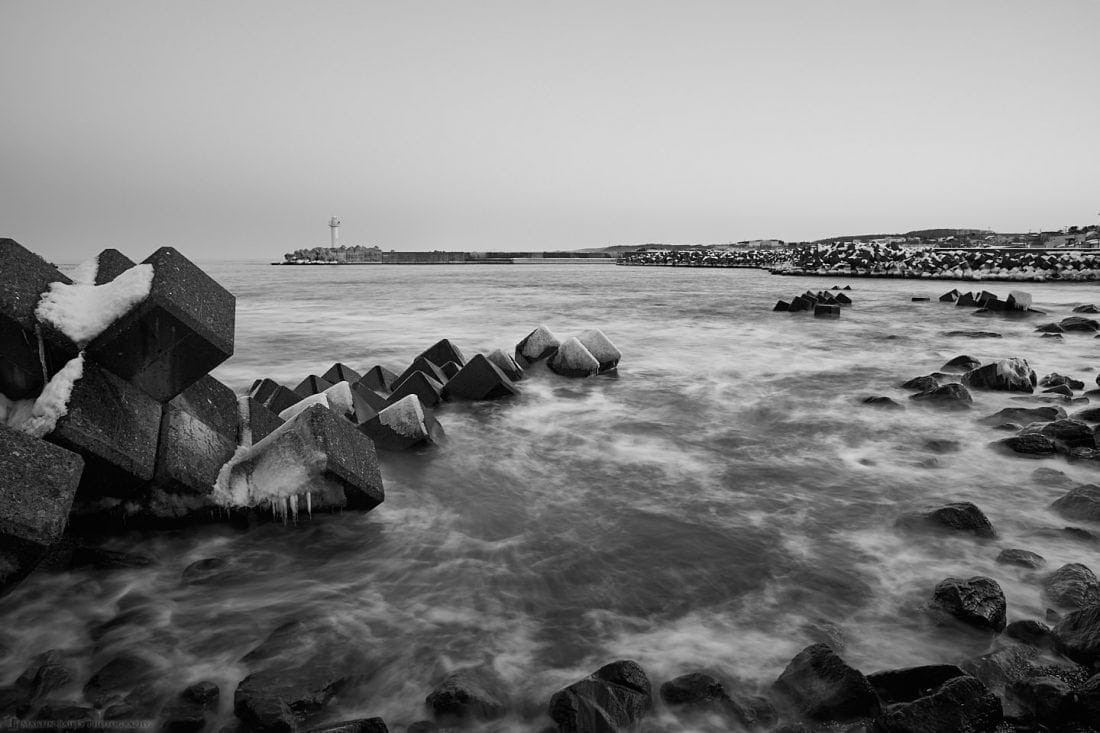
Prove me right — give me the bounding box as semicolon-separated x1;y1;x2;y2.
773;299;790;312
930;576;1007;632
358;395;443;451
862;396;903;409
425;667;508;725
1051;484;1100;522
900;375;939;392
658;672;751;726
941;355;980;373
1052;605;1100;665
964;357;1036;393
548;337;601;378
547;660;652;732
771;643;882;723
577;329;622;372
939;289;960;303
515;324;561;366
895;502;995;538
866;665;966;704
996;548;1045;568
1043;564;1100;610
442;354;518;401
814;303;841;319
980;406;1065;425
868;676;1002;733
1060;316;1100;333
486;348;524;381
1040;419;1095;449
996;433;1057;457
909;383;973;410
1007;290;1032;310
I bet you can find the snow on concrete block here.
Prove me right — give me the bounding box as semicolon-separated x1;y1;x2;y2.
577;329;621;373
387;371;444;408
293;374;333;399
394;356;448;388
487;349;523;381
359;394;444;450
0;239;78;399
350;380;388;423
442;354;519;401
359;365;398;393
46;360;162;497
249;378;301;415
515;325;560;366
321;363;361;385
418;338;466;369
85;246;235;403
279;381;354;422
152;375;239;496
548;337;600;378
1007;290;1033;310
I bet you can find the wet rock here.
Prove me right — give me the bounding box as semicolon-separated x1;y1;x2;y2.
386;371;444;409
1074;406;1100;423
486;348;524;381
182;557;227;584
1040;373;1085;390
868;676;1001;733
417;338;466;369
547;337;601;379
425;667;509;725
1043;384;1074;397
895;502;995;538
866;665;966;704
358;395;444;451
358;365;399;393
1005;619;1053;647
996;548;1045;569
1073;304;1100;314
1032;466;1074;486
960;645;1037;693
1041;332;1064;339
1007;675;1071;726
33;702;96;723
1051;483;1100;522
1053;605;1100;665
1070;673;1100;724
964;357;1036;393
862;396;903;409
1040;418;1095;448
658;672;750;725
770;643;882;723
1060;316;1100;333
1044;563;1100;610
930;576;1007;633
547;659;652;733
303;719;389;733
83;652;160;707
577;329;621;373
814;303;841;318
1035;322;1065;333
941;355;981;373
944;330;1001;338
909;383;972;409
321;363;361;385
162;680;220;733
996;433;1057;457
1007;290;1032;310
900;375;939;392
442;354;519;401
515;325;561;366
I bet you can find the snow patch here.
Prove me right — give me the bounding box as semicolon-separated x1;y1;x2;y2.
551;337;600;372
278;381;353;422
577;328;621;367
518;324;561;360
4;353;85;438
377;394;428;437
35;262;153;345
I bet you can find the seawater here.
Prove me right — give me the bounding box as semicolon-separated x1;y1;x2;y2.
2;263;1099;730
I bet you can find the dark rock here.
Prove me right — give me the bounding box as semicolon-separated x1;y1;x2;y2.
1060;316;1100;333
162;681;220;733
1073;304;1100;313
487;348;524;381
1040;373;1085;390
358;365;398;393
548;337;601;379
814;303;841;318
1035;322;1065;333
1044;563;1100;610
1074;406;1100;423
93;248;136;284
83;652;159;707
442;354;519;401
996;548;1045;569
939;289;960;302
249;379;301;416
1051;484;1100;522
895;502;995;538
1032;466;1074;486
439;361;460;379
87;246;235;403
425;667;508;725
244;397;284;445
868;675;1002;733
771;643;882;722
577;329;621;373
348;381;387;423
862;396;903;409
1041;419;1096;449
386;371;444;408
1053;604;1100;665
930;576;1007;632
774;300;790;312
960;645;1037;693
515;325;561;365
1041;332;1064;339
1043;384;1073;397
900;375;939;392
293;375;334;399
303;719;389;733
941;355;981;373
405;723;436;733
996;433;1057;457
547;659;652;733
417;338;466;369
788;295;813;313
834;292;852;305
943;330;1001;338
321;363;361;385
46;360;161;497
910;383;972;409
182;558;227;584
911;297;930;302
1070;673;1100;724
1008;675;1071;725
658;672;750;725
964;358;1036;393
866;664;966;704
1005;619;1053;647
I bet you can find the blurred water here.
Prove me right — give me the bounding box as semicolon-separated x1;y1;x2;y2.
2;263;1099;730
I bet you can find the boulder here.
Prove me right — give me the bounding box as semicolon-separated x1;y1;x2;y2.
486;349;524;381
895;502;995;538
658;672;750;725
577;329;622;373
358;395;444;451
0;239;78;399
86;246;235;403
980;406;1065;425
249;378;302;415
1008;675;1071;726
1044;563;1100;610
1060;316;1100;333
1073;406;1100;423
358;365;398;393
910;383;972;410
771;643;882;722
1073;304;1100;313
866;665;966;704
996;548;1045;568
930;576;1007;632
1052;604;1100;665
425;667;508;725
862;396;903;409
83;652;160;707
1051;484;1100;522
548;337;601;379
996;433;1057;457
964;358;1036;393
1040;419;1095;449
941;355;981;373
386;371;444;408
515;325;561;365
1040;373;1085;390
321;363;361;385
814;304;841;319
959;645;1038;694
1004;619;1053;647
442;354;519;401
1035;322;1065;333
162;680;220;733
868;676;1002;733
547;660;652;732
294;375;335;399
900;375;939;392
417;338;466;369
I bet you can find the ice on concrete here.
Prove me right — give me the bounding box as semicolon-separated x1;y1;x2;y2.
277;381;353;422
35;258;153;345
517;324;561;361
550;337;600;376
3;353;85;438
377;394;428;437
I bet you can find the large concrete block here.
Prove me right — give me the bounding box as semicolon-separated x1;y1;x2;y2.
577;329;621;373
442;354;518;401
47;361;162;497
487;349;523;381
359;365;398;393
93;249;136;285
358;394;444;451
0;239;77;398
350;381;388;423
514;325;560;366
293;374;333;398
244;397;285;445
418;338;465;369
86;247;235;403
321;363;361;385
394;356;448;388
548;337;600;378
152;375;239;496
386;371;443;408
249;378;301;415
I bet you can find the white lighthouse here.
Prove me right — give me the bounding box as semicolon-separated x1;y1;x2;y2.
329;216;341;247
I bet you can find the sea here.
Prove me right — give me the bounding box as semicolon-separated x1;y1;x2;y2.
2;262;1099;730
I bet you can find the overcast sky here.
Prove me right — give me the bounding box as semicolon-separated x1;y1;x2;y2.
2;1;1098;261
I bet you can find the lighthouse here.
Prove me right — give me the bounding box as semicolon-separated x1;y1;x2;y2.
329;216;341;247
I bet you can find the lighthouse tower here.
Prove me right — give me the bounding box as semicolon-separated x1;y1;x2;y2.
329;216;341;247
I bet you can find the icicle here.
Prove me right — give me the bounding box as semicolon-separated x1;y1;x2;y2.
306;491;312;518
35;324;48;384
237;394;253;447
289;494;299;522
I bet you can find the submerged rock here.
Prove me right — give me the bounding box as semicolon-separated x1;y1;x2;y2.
658;672;750;725
1044;563;1100;610
941;355;981;373
547;660;652;732
980;406;1065;425
868;675;1001;733
866;664;966;704
930;576;1007;632
425;667;508;725
996;548;1046;568
1051;484;1100;522
996;433;1057;457
771;643;882;723
895;502;995;538
1052;604;1100;665
909;383;972;409
862;396;903;409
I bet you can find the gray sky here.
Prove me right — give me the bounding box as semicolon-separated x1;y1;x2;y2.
2;1;1098;261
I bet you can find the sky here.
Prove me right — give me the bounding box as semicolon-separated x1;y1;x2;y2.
2;1;1099;261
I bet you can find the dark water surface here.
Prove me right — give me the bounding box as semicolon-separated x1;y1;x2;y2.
3;263;1099;730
